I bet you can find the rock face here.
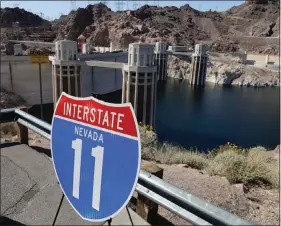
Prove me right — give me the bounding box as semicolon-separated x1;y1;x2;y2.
209;36;240;53
52;2;279;54
167;53;280;87
167;55;192;80
231;67;280;87
0;7;50;27
55;4;112;41
53;1;279;52
206;54;245;85
0;89;27;109
246;0;269;4
1;2;279;54
55;4;206;48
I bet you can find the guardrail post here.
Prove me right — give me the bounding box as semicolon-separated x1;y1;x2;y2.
16;107;28;145
136;163;163;223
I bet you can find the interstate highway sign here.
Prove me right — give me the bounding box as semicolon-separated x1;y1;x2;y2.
51;92;141;222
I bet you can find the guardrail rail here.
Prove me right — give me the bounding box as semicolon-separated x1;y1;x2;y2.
0;108;251;226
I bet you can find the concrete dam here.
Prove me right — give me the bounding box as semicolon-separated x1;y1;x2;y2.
1;52;128;106
1;40;209;126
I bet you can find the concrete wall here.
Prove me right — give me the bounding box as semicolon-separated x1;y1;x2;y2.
211;52;280;66
79;52;128;96
1;56;53;105
246;54;280;65
227;36;279;46
1;52;128;106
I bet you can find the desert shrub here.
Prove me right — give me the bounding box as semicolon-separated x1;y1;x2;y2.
0;122;17;136
207;148;279;188
210;142;247;157
149;142;208;170
138;123;157;148
244;148;279;188
206;150;246;183
139;130;279;188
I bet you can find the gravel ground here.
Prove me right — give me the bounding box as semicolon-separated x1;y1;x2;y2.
141;160;280;225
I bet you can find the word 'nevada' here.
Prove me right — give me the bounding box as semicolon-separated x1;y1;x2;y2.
75;126;103;143
63;102;124;131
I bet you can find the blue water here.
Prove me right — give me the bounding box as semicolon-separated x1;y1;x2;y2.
32;78;280;151
156;79;280;151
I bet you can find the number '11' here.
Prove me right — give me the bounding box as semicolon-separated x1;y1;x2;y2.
71;138;104;211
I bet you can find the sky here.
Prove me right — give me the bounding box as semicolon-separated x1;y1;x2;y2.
1;1;244;20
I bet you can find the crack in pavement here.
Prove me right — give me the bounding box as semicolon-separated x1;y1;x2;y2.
2;183;37;216
1;156;38;216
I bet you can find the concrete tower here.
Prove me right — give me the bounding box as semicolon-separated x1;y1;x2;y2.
154;42;168;81
190;43;208;87
52;40;81;105
122;43;157;127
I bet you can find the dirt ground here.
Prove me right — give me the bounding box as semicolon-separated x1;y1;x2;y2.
141;160;280;225
1;131;280;225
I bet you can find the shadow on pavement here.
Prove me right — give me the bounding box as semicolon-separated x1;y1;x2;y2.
0;142;20;149
153;214;175;226
0;216;26;225
30;145;51;158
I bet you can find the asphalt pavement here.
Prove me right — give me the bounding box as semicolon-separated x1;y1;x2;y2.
0;143;149;225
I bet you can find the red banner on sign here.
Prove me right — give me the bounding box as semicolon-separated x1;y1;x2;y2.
54;93;138;138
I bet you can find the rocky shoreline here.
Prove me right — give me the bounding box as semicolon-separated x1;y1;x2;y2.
167;54;280;87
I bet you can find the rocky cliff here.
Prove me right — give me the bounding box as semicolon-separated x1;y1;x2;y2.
52;2;279;54
54;3;207;48
0;7;51;27
167;53;280;87
1;2;279;54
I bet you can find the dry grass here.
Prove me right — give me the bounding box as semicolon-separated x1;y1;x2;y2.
206;147;279;188
140;126;279;188
143;142;208;170
0;122;17;136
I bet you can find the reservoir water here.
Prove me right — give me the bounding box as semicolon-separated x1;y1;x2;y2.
156;78;280;151
31;78;280;151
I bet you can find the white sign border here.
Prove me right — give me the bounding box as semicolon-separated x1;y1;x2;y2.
50;91;141;223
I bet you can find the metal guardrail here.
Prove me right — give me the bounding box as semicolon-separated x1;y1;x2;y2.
0;108;251;226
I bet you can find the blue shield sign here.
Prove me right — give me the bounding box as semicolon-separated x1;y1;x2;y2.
51;92;141;222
